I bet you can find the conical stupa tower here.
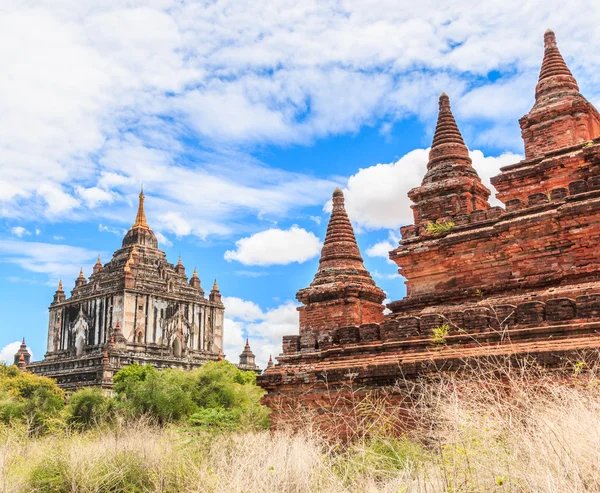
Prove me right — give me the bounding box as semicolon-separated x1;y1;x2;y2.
408;93;490;225
296;188;385;341
520;29;600;159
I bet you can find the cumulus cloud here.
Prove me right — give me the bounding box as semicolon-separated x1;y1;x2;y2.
366;241;395;259
10;226;30;238
0;341;33;365
224;226;321;266
341;148;522;230
222;298;299;369
75;186;114;208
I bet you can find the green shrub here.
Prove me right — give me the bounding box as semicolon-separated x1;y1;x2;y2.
0;364;65;434
112;361;270;429
67;387;114;428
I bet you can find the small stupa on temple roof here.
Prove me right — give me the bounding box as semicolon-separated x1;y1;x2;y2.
520;29;600;159
296;187;386;339
407;93;490;225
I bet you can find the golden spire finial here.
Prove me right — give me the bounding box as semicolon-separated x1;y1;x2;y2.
177;256;183;265
77;268;85;279
132;187;149;229
192;267;199;278
95;255;101;265
57;279;63;291
213;279;219;291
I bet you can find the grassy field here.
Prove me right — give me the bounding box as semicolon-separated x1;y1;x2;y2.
3;361;600;492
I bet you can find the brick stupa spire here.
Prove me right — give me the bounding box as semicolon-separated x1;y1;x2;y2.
408;93;490;225
296;188;385;341
520;29;600;159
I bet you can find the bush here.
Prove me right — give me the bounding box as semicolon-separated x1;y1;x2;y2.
67;387;114;428
0;364;65;434
112;361;270;429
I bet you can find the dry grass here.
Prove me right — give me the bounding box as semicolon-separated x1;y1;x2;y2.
3;362;600;492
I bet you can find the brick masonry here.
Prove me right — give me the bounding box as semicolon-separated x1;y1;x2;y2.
258;30;600;432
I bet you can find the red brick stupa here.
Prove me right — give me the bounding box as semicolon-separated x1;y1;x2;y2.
259;30;600;433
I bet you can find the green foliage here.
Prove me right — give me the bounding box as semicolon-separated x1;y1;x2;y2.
431;323;450;345
0;363;65;434
67;387;114;428
112;360;270;430
426;220;455;236
189;407;242;430
333;437;426;484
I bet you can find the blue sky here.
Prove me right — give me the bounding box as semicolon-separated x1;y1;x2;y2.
1;0;600;368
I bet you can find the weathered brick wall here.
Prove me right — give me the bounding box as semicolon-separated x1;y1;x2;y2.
392;165;600;303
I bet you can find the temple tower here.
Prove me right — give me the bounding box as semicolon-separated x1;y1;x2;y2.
408;93;490;225
520;29;600;160
492;30;600;205
28;188;228;389
296;187;385;344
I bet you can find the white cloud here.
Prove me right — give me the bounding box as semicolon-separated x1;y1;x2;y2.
372;270;401;281
0;341;33;365
75;186;114;208
0;239;103;285
223;298;299;369
341;148;522;230
222;296;264;322
35;228;41;236
224;225;321;266
154;231;173;247
10;226;30;238
366;240;395;259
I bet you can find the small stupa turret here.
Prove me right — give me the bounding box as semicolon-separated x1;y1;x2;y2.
209;279;222;303
176;257;186;276
407;93;490;225
75;268;87;288
296;187;386;338
93;256;103;275
520;30;600;159
189;267;204;294
53;279;66;303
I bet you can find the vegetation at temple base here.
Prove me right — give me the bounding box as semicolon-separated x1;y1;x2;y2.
0;360;268;434
2;360;600;491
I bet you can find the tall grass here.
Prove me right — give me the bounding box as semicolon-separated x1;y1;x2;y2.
3;361;600;492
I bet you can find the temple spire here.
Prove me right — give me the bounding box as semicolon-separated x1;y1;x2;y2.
407;93;490;224
428;93;470;170
296;187;386;335
518;29;600;159
318;187;363;269
133;187;149;229
535;29;579;101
